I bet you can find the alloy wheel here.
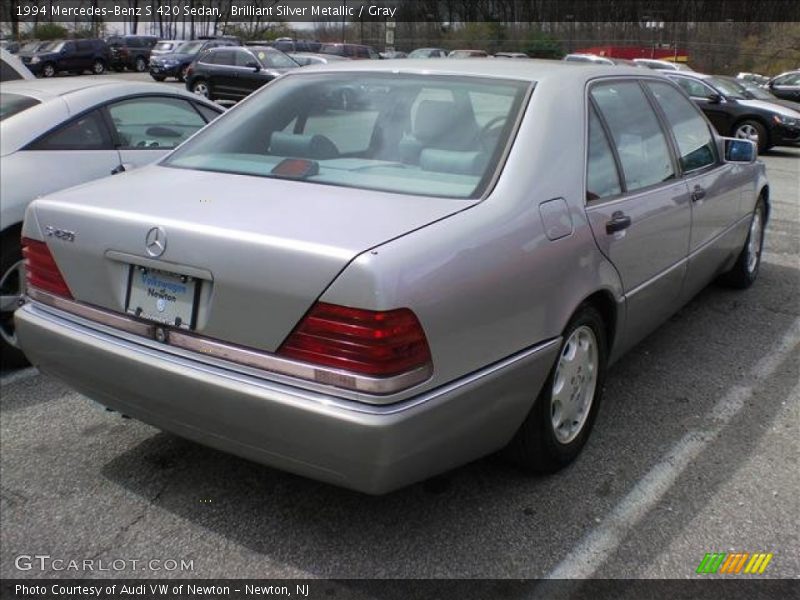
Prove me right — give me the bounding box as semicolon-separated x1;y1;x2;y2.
551;325;599;444
0;259;25;348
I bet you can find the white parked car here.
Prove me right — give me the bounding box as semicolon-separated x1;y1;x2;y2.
0;78;223;365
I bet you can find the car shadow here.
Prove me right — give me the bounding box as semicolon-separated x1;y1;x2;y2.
98;259;800;578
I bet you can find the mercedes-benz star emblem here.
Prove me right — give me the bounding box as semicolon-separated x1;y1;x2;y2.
145;226;167;258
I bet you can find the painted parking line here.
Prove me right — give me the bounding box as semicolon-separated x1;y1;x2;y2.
545;317;800;579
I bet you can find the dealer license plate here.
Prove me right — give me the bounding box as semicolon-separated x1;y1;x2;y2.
126;266;198;329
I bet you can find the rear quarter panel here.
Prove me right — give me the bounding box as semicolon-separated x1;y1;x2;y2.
322;82;624;390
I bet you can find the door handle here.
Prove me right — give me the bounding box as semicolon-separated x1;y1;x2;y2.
606;211;632;234
691;185;707;202
111;164;126;175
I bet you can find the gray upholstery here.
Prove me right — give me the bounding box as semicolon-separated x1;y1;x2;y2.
419;149;488;175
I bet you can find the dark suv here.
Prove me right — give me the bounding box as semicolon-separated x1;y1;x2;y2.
18;39;109;77
185;46;300;101
107;35;158;72
150;38;238;82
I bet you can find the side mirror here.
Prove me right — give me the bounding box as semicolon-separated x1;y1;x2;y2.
245;60;260;71
706;93;723;104
724;138;756;163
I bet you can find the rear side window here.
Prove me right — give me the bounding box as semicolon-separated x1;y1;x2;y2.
647;81;716;172
211;50;236;66
670;76;714;99
28;110;111;150
590;81;675;192
586;104;622;201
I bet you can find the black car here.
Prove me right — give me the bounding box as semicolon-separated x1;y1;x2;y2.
106;35;158;72
150;39;238;82
18;39;109;77
666;72;800;152
185;46;300;102
270;39;322;53
319;43;380;59
767;71;800;102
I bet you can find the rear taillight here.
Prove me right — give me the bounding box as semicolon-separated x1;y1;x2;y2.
22;237;72;299
278;302;432;378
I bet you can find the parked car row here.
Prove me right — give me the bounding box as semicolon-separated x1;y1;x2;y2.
8;60;770;495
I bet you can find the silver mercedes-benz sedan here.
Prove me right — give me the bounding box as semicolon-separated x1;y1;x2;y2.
15;60;769;494
0;78;223;365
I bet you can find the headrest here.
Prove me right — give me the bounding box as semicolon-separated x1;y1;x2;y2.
413;100;461;143
419;149;488;175
269;131;339;159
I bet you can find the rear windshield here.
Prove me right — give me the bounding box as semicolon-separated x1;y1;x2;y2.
164;73;530;199
0;93;40;121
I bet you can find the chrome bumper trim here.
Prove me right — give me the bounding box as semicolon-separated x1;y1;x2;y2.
26;289;431;395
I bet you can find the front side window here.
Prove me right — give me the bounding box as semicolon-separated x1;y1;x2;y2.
165;73;530;199
107;97;208;149
591;81;675;192
647;81;716;172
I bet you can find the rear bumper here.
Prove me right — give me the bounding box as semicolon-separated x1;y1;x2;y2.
16;302;559;494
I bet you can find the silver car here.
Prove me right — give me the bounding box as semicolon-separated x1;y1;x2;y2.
15;61;769;494
0;78;223;365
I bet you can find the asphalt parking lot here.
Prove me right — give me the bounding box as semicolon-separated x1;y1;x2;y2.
1;72;798;582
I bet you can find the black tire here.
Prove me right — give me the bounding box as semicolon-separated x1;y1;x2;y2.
178;65;189;82
151;75;166;82
134;56;147;72
41;63;56;78
733;119;768;154
0;231;30;369
504;304;608;473
191;79;211;100
92;59;106;75
718;196;767;289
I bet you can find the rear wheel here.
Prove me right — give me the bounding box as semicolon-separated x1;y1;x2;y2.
134;56;147;72
92;59;106;75
0;231;29;369
504;305;608;473
191;79;210;99
41;63;56;78
719;196;766;289
734;120;768;154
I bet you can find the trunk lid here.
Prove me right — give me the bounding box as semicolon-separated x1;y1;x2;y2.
29;165;475;351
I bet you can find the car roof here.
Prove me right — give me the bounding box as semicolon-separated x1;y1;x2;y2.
294;58;652;83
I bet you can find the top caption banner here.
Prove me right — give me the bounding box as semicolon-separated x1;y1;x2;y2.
4;0;800;23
